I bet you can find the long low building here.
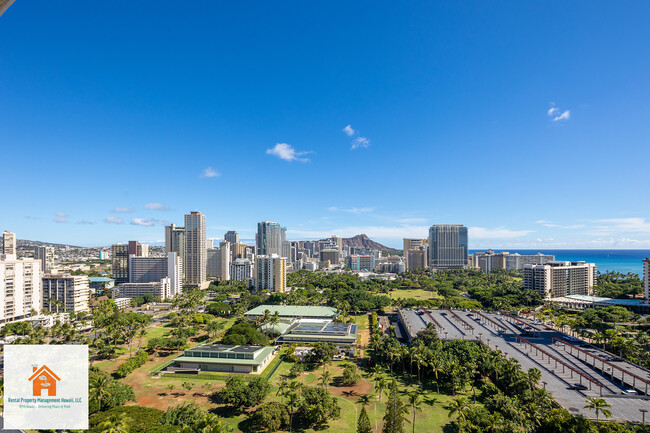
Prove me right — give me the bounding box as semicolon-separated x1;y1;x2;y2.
275;319;358;345
171;344;275;373
244;305;338;320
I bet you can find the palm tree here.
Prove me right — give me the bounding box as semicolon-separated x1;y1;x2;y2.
288;392;299;433
97;413;131;433
319;369;332;390
584;397;612;422
277;380;289;403
526;368;542;392
375;376;387;402
447;396;471;433
407;391;424;433
429;357;443;394
89;374;111;412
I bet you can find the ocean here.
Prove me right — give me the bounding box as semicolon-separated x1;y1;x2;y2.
468;249;650;276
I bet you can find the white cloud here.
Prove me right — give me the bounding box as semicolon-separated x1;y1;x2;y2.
112;207;134;213
342;125;356;136
534;220;585;229
53;211;68;223
266;143;311;162
328;206;374;214
469;227;533;239
553;110;570;122
104;216;124;224
201;167;221;178
593;218;650;234
351;136;371;150
547;107;558;116
144;202;169;211
131;218;156;227
77;220;94;225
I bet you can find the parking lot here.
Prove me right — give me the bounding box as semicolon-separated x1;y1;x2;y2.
398;308;650;422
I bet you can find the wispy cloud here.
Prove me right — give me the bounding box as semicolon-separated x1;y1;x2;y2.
547;103;570;122
266;143;311;162
342;124;371;150
328;206;374;214
534;220;585;229
144;202;169;211
112;207;134;213
77;220;94;225
201;167;221;178
351;136;371;149
342;125;356;136
53;212;68;223
469;227;533;239
593;218;650;234
104;216;124;224
131;218;156;227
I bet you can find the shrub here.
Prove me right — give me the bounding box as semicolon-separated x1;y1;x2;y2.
115;350;148;378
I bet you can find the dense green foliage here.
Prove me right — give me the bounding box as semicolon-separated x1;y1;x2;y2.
594;271;643;298
357;406;373;433
221;320;270;345
249;401;290;432
382;379;408;433
341;363;362;386
115;350;148;378
89;366;135;413
304;341;337;365
219;375;271;408
89;406;176;433
160;402;228;433
299;386;341;428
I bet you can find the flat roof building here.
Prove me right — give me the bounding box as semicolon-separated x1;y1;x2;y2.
244;305;338;320
172;344;275;373
523;261;596;299
0;254;41;324
42;275;90;313
275;319;358;345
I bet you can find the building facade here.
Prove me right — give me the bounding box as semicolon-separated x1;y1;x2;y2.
129;252;182;297
403;238;427;269
256;221;286;256
255;254;286;292
470;250;555;273
224;231;239;244
117;279;171;300
34;246;54;273
207;242;230;281
0;254;41;324
112;241;148;284
2;231;16;255
42;275;90;313
184;211;207;286
428;224;468;269
644;258;650;302
523;261;597;299
230;258;253;284
346;254;375;271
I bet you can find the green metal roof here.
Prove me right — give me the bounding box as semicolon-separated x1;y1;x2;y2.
244;305;338;318
175;347;274;366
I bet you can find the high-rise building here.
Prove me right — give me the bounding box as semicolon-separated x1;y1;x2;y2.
255;254;286;293
34;246;55;273
428;225;468;269
117;279;172;300
643;257;650;303
129;252;182;297
406;247;427;271
42;275;90;313
184;211;207;286
231;258;253;286
403;238;427;269
0;254;41;324
112;241;148;284
320;249;340;267
346;255;375;271
224;231;239;245
256;221;286;256
470;250;555;273
2;230;16;255
207;241;231;281
523;261;597;299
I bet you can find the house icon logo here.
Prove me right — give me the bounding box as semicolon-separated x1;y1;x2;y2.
28;365;61;397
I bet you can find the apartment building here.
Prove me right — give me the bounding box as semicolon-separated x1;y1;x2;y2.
256;254;286;293
523;261;597;299
42;275;90;313
0;254;41;324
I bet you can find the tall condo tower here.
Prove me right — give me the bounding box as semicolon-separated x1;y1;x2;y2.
256;221;286;256
184;211;207;286
428;225;468;269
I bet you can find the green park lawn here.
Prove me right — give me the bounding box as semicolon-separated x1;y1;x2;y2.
388;288;441;300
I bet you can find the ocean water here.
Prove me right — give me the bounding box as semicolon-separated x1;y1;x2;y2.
468;249;650;276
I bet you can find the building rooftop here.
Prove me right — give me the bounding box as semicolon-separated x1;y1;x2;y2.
188;344;264;354
244;305;338;318
88;277;115;283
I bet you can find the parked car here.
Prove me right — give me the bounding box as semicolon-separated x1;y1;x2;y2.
569;383;588;390
621;389;638;395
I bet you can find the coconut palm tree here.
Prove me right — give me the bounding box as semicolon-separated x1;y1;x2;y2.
429;357;443;394
375;377;387;402
319;369;332;390
407;391;424;433
584;397;612;422
89;373;111;412
97;413;131;433
288;392;299;433
447;396;471;433
277;380;289;403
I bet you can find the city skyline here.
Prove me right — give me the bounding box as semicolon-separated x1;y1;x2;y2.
2;2;650;249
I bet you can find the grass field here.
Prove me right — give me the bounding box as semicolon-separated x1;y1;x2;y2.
388;288;441;300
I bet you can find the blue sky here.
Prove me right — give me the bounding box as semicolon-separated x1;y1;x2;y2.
2;1;650;249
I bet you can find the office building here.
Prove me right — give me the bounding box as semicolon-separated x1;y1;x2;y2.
346;254;375;271
129;252;182;297
406;247;427;271
320;249;340;267
165;224;186;260
470;250;555;273
224;231;239;245
34;246;54;273
244;305;338;320
117;279;172;300
207;242;230;281
172;344;275;374
2;231;16;255
184;211;207;286
112;241;148;284
42;275;90;313
256;254;286;293
230;258;253;286
428;224;468;269
523;261;597;299
643;257;650;303
0;254;41;324
319;236;342;257
256;221;286;256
